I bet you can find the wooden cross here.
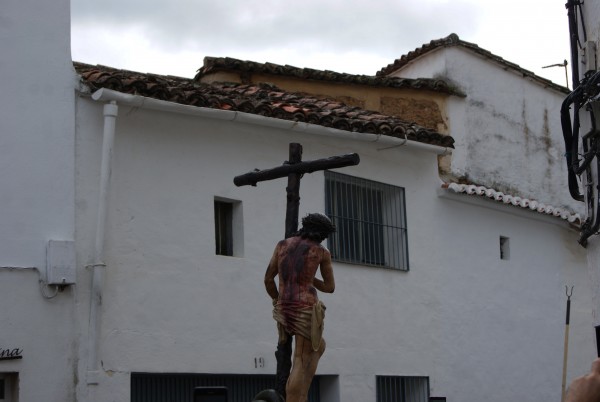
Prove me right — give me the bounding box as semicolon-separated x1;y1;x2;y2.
233;142;360;398
234;142;360;238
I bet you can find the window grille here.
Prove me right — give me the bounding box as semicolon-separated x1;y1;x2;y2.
325;171;408;270
131;373;321;402
376;376;429;402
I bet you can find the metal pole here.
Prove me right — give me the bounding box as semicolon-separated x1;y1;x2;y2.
596;324;600;358
561;286;574;402
565;0;580;88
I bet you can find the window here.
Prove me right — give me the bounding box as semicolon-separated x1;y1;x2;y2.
131;373;321;402
214;198;243;257
214;201;233;256
500;236;510;260
0;373;18;402
376;376;429;402
325;171;408;270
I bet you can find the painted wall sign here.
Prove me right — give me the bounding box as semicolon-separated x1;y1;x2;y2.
0;348;23;360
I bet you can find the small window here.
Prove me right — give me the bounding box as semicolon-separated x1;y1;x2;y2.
214;198;243;257
500;236;510;260
215;201;233;256
325;171;408;270
376;375;429;402
0;373;18;402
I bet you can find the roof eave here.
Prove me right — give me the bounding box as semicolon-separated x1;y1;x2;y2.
438;183;581;229
89;88;452;155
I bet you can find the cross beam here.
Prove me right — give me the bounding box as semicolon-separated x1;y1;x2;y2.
233;153;360;187
234;143;360;238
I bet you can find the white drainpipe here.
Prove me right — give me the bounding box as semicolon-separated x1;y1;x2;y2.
86;100;118;385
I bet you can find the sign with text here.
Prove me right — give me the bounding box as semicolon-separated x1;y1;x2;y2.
0;348;23;361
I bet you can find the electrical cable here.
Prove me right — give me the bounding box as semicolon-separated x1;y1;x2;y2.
561;86;584;201
0;265;62;299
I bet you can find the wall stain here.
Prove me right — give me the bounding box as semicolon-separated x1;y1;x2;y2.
523;100;531;156
543;108;553;162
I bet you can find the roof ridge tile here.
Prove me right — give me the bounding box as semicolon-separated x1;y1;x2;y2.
376;33;568;94
196;56;464;96
442;182;580;224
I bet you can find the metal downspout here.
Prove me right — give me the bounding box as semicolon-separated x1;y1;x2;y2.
86;101;118;385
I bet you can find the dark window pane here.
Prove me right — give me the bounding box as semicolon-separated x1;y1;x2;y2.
214;201;233;256
376;376;429;402
131;373;321;402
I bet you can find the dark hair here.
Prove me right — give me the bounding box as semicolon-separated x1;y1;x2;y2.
296;213;336;242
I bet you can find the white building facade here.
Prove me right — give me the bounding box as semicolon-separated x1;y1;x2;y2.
72;87;590;402
0;2;594;402
379;34;579;215
0;0;77;401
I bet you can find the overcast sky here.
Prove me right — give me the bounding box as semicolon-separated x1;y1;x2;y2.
71;0;572;87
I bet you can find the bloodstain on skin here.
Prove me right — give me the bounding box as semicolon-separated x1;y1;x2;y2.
277;238;321;306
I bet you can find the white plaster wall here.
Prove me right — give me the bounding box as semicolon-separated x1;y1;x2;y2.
0;270;78;402
0;0;77;264
0;0;78;401
387;50;448;80
75;97;591;402
390;47;580;216
394;11;600;398
74;99;442;400
431;195;592;400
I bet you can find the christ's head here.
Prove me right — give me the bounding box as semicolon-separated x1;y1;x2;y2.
297;213;336;243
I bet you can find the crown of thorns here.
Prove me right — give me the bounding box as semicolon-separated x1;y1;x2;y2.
301;213;336;233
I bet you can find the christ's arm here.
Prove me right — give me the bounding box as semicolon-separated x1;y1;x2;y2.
313;248;335;293
264;243;281;300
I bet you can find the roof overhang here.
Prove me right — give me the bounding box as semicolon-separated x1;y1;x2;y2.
90;88;453;156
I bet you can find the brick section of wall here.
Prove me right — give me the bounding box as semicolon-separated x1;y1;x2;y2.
381;97;445;131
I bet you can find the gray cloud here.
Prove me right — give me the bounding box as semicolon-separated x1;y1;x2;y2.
72;0;481;65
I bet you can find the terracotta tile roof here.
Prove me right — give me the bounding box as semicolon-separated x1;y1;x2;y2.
74;62;455;148
377;33;569;94
196;56;465;97
441;182;581;225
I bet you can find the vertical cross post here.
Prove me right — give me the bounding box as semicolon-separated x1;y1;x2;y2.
279;143;302;398
285;143;303;239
